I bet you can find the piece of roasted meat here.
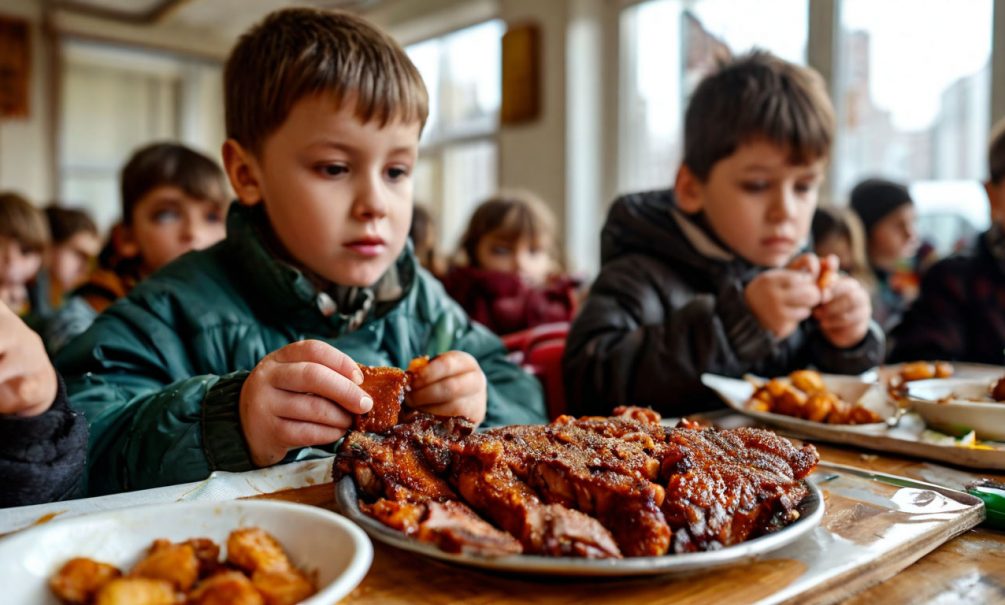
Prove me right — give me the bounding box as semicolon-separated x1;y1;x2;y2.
353;357;431;433
336;407;818;559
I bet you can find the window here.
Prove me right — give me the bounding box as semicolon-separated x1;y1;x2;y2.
407;20;503;254
58;40;223;231
833;0;993;251
618;0;808;193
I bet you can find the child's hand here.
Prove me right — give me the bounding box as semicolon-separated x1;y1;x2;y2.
813;275;872;348
239;340;372;467
745;266;822;341
407;351;487;425
0;302;58;417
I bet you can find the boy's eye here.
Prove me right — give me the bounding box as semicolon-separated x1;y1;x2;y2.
490;245;512;256
741;181;770;193
205;208;224;223
152;209;180;224
386;166;410;181
794;181;816;195
321;164;348;177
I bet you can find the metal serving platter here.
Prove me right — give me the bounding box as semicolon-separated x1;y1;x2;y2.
335;475;823;577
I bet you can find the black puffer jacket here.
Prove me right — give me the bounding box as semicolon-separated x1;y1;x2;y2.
563;190;884;416
0;375;88;507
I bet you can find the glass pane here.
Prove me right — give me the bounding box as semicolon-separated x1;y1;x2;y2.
618;0;808;193
406;39;440;141
441;140;498;252
834;0;992;254
406;20;503;144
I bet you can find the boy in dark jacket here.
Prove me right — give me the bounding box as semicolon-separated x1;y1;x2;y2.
57;8;545;495
564;52;883;416
0;302;87;507
889;119;1005;364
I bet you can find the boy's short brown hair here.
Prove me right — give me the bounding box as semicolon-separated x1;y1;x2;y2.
0;192;49;252
45;205;98;245
989;118;1005;184
120;142;227;225
225;8;428;156
683;51;835;180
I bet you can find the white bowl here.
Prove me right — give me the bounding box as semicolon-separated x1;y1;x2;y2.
0;499;372;605
906;378;1005;440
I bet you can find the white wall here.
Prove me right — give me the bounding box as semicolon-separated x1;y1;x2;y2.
0;0;53;204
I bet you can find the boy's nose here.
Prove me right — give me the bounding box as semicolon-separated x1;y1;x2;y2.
767;189;797;222
352;177;388;220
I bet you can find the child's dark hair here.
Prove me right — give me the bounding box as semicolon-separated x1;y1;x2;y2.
120;142;226;225
811;207;850;245
225;8;428;156
44;205;97;245
0;192;49;252
458;191;557;267
683;50;835;180
989;117;1005;184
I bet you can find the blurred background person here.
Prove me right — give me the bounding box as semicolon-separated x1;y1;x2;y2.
410;204;446;278
811;206;875;291
443;191;579;336
849;178;920;331
0;192;49;318
44;205;101;305
43;142;230;354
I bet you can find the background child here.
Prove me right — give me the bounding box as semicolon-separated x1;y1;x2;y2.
409;204;445;278
443;192;578;335
811;206;874;291
44;205;100;304
0;192;48;317
56;8;545;495
0;301;87;507
849;178;920;331
890;119;1005;364
564;52;882;417
43;142;229;354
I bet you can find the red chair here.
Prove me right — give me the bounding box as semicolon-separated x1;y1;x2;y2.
501;322;570;420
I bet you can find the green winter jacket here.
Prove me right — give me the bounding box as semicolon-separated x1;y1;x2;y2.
56;204;546;495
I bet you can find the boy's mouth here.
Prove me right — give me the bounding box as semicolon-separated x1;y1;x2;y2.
344;236;386;257
760;236;794;251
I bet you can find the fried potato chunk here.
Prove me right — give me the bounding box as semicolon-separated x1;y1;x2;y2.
227;528;292;575
790;370;825;395
131;539;198;591
251;568;316;605
50;557;122;604
188;571;264;605
93;577;177;605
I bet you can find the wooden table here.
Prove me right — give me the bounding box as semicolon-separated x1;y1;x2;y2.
262;442;1005;605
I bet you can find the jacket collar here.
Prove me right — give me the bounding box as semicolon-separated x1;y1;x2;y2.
223;203;415;334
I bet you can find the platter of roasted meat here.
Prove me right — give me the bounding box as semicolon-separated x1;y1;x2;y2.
334;385;823;575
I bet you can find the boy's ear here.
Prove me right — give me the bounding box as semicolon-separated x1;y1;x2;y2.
674;165;704;214
222;139;263;206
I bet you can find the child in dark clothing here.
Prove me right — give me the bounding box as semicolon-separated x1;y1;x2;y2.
444;192;578;335
0;301;87;507
890;119;1005;364
564;52;883;416
44;205;100;304
56;8;545;495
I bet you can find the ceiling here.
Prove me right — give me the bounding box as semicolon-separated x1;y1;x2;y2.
51;0;392;40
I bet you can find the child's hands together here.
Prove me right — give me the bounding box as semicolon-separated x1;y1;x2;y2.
407;351;487;425
744;253;823;340
814;275;872;348
240;339;372;467
0;302;58;417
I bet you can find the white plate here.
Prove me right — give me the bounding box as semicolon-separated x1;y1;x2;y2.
701;372;895;436
0;500;373;605
906;377;1005;440
335;476;823;577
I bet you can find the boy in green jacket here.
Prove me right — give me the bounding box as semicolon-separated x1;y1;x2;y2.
56;8;546;495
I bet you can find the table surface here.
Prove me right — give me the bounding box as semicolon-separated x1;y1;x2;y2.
262;441;1005;605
